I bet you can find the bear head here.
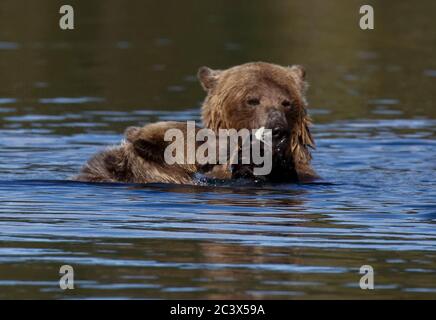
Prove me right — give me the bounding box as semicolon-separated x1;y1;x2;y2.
198;62;316;181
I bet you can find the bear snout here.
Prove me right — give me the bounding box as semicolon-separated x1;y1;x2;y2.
264;109;289;142
271;127;290;140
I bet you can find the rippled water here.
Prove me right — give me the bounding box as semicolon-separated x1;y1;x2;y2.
1;0;436;299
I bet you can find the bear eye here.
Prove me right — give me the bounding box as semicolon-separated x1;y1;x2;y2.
247;98;260;106
282;100;292;108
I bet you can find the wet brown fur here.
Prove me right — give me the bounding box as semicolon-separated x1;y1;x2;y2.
74;122;203;184
199;62;317;181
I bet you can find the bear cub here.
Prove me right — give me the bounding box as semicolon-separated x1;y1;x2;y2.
74;122;205;184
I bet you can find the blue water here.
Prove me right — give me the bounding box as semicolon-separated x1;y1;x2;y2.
1;0;436;299
1;109;435;299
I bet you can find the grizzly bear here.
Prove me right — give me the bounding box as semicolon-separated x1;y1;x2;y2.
74;121;214;184
74;62;317;184
198;62;317;182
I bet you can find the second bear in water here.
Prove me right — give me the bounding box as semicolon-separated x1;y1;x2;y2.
74;122;205;184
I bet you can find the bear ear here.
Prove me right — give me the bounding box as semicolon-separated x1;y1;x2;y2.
289;65;306;81
288;65;308;93
132;139;165;162
124;126;140;142
198;66;222;91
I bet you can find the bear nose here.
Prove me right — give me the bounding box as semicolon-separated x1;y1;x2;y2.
272;127;289;140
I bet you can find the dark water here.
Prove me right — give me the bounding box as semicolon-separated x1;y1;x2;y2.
1;0;436;299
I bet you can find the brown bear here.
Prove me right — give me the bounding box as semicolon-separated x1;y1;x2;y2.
198;61;317;182
74;121;216;184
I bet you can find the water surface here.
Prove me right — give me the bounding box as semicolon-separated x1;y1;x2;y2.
0;0;435;299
